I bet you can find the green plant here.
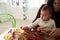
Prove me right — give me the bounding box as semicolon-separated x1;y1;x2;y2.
0;14;16;28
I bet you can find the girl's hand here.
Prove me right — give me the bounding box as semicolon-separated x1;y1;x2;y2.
37;27;48;34
41;30;48;34
20;26;29;31
37;27;41;32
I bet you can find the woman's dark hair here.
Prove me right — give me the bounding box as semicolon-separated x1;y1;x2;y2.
47;0;54;7
32;4;46;22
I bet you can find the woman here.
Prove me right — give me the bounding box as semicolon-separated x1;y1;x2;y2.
47;0;60;40
33;0;60;39
47;0;60;28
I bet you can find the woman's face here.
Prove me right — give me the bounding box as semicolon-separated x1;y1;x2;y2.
40;10;51;21
53;0;60;11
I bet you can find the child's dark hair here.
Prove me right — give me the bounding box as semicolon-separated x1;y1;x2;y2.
41;5;53;14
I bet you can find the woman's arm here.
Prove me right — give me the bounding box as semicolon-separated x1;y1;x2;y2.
49;28;60;37
49;20;60;37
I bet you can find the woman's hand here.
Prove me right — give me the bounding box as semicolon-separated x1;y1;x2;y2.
49;28;60;37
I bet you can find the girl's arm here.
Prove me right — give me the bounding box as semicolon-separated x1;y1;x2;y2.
28;18;40;29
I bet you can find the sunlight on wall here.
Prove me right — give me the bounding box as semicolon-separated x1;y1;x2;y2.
0;0;7;3
28;0;45;9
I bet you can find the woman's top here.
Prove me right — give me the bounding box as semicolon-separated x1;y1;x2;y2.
52;11;60;28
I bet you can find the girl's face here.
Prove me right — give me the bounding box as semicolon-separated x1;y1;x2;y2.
53;0;60;11
40;10;51;21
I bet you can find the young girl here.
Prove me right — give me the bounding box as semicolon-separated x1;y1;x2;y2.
21;5;56;40
22;5;56;40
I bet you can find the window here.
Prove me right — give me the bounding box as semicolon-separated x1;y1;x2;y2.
9;0;20;7
9;0;45;12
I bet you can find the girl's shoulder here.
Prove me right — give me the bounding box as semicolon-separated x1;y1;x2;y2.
50;18;55;23
35;18;41;22
36;18;40;20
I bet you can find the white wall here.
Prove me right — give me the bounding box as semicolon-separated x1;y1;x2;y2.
8;7;39;20
8;0;46;21
0;0;7;2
